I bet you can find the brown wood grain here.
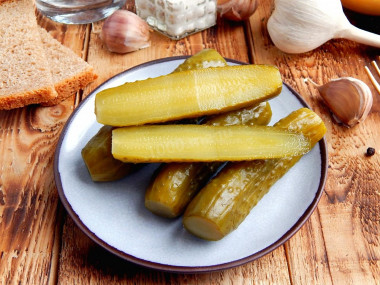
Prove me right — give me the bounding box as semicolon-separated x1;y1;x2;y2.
58;215;291;284
0;12;89;285
248;1;380;284
55;1;291;284
1;0;379;284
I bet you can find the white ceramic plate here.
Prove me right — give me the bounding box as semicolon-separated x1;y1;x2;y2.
54;57;328;273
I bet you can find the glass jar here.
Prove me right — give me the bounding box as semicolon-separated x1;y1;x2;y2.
35;0;126;24
135;0;217;40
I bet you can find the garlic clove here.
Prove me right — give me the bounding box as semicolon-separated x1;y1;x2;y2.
217;0;257;21
101;10;150;54
309;77;373;127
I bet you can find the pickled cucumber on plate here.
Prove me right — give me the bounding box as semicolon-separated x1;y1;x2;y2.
111;124;311;163
81;125;139;182
145;102;272;218
183;108;326;241
82;49;229;182
173;49;227;72
95;64;282;126
144;50;272;218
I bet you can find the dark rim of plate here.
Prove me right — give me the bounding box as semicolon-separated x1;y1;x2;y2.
54;56;329;274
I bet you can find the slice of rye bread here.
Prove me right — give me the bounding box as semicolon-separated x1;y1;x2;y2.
0;0;57;110
38;28;98;106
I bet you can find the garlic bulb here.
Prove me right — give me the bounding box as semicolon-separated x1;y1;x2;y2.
308;77;373;127
267;0;380;54
101;10;150;54
217;0;257;21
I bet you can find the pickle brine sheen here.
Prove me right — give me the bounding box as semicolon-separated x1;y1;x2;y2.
183;108;326;241
144;50;273;218
145;102;272;218
83;49;229;182
112;124;311;163
95;64;282;126
81;125;139;182
174;49;227;72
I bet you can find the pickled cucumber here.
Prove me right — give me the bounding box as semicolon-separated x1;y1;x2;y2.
183;108;326;241
145;162;222;218
112;124;311;163
206;101;272;127
145;102;272;218
174;49;227;72
95;65;282;126
83;49;230;182
81;126;138;182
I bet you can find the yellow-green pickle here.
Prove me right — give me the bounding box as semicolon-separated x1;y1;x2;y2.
81;125;138;182
111;124;311;163
145;49;273;218
183;108;326;241
173;49;227;72
95;64;282;126
145;102;273;218
82;49;230;182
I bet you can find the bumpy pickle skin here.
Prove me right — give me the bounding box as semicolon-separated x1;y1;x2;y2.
206;101;272;127
173;49;227;72
183;108;327;241
145;162;222;218
95;64;282;127
111;124;311;163
81;125;139;182
145;102;272;218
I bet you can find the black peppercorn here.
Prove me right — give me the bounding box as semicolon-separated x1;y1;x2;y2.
366;147;375;157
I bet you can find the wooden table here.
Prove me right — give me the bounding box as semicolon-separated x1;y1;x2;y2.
1;1;379;284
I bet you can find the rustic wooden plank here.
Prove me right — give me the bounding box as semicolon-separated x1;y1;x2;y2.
0;11;89;284
2;0;377;284
56;2;291;284
247;0;380;284
58;216;290;284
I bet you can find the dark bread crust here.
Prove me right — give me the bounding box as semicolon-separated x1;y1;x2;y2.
38;28;98;106
0;87;56;110
41;66;98;106
0;0;57;110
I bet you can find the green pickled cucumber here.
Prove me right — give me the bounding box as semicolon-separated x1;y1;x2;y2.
172;49;227;124
95;64;282;126
145;162;222;218
183;108;326;241
112;124;311;163
145;102;272;218
206;101;272;127
83;49;230;182
81;125;139;182
174;49;227;72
